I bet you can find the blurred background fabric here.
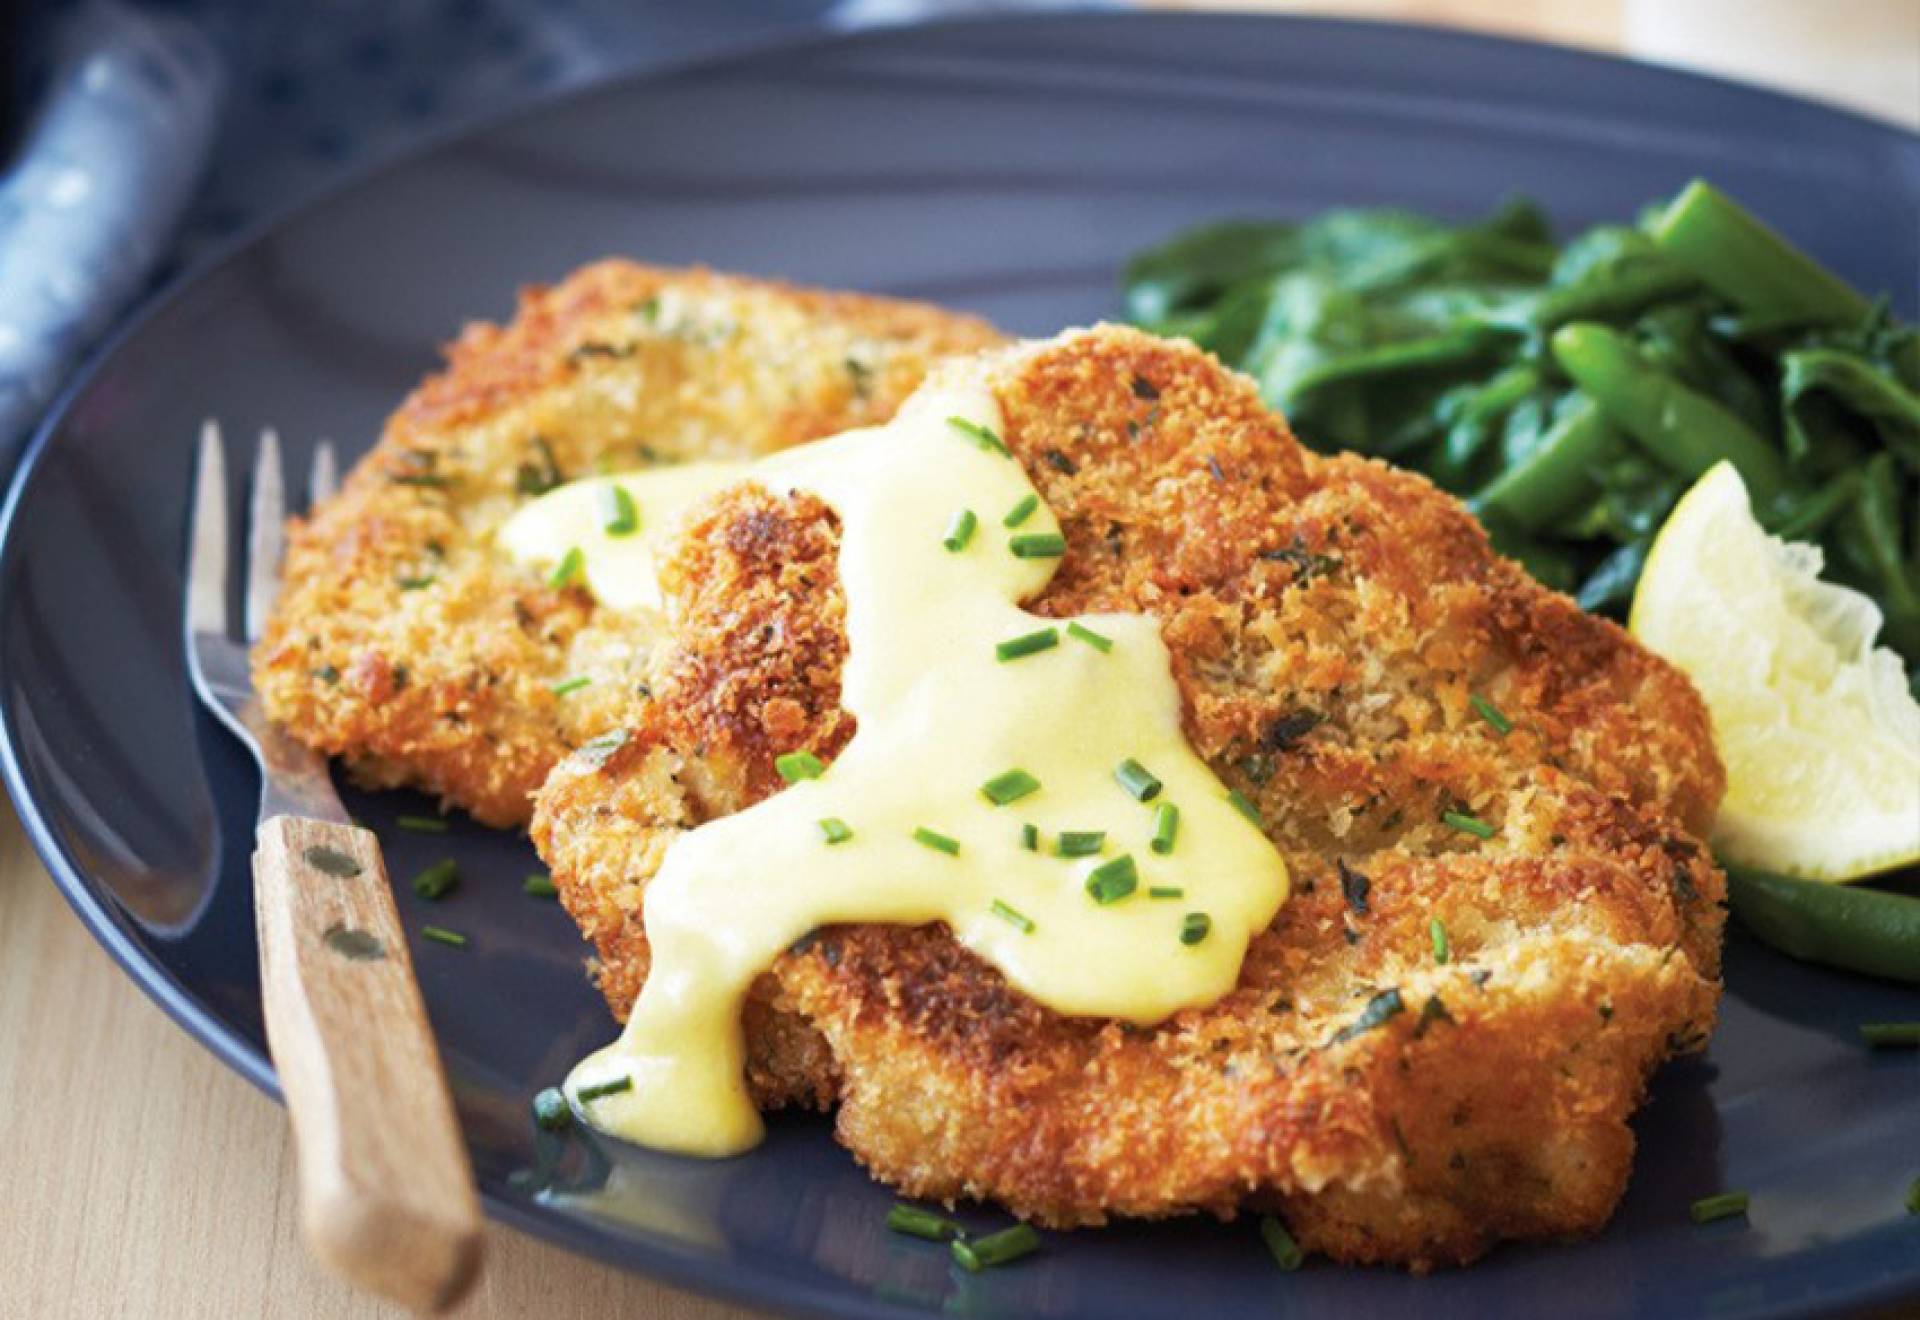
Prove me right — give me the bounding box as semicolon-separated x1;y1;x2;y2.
0;0;1091;474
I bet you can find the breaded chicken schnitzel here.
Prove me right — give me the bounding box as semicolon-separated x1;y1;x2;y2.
253;263;1003;825
531;325;1725;1270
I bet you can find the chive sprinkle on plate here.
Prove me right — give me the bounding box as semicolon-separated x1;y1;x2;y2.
1227;789;1263;828
996;627;1059;662
950;1223;1041;1272
1430;916;1451;964
1008;531;1067;559
1180;912;1212;945
1085;854;1139;904
817;817;854;845
420;924;468;949
576;1075;632;1103
775;750;826;783
1148;885;1184;900
946;415;1010;456
1470;693;1513;736
1860;1022;1920;1048
1442;809;1495;840
913;826;961;856
1066;620;1114;653
980;768;1041;806
1689;1191;1749;1225
598;482;639;536
522;873;558;899
943;508;977;552
548;545;585;589
1260;1215;1304;1271
1019;822;1039;851
1002;493;1039;527
410;859;460;901
1114;757;1162;802
990;899;1035;934
886;1204;964;1242
1055;830;1105;858
395;814;449;834
548;675;591;697
1150;801;1180;854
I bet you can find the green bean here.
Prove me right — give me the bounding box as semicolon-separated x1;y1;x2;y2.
1526;263;1698;335
1767;468;1863;540
1851;455;1920;656
1470;397;1618;532
1782;349;1920;473
1283;327;1502;400
1550;323;1790;508
1726;865;1920;985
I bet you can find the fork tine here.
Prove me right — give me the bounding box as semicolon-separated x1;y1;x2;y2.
245;429;285;643
187;421;230;638
310;440;339;504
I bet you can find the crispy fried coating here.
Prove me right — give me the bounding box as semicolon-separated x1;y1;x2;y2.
253;263;1002;825
531;325;1726;1269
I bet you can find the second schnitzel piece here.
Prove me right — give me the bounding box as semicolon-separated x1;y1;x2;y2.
532;325;1725;1269
253;262;1002;825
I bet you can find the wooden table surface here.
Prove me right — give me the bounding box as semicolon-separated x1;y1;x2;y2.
3;5;1914;1318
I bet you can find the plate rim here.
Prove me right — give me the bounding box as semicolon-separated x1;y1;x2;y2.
2;11;1917;1319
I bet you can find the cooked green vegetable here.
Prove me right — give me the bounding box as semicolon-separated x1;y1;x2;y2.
1725;865;1920;985
1124;179;1919;686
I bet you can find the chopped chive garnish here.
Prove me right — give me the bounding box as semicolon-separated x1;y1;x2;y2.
951;1223;1041;1271
1150;802;1180;855
548;675;592;697
598;482;639;536
1470;693;1512;736
913;826;961;856
1056;831;1105;858
1227;789;1263;828
818;817;854;845
981;768;1041;805
1430;916;1451;964
1180;912;1212;945
1442;809;1495;839
990;899;1035;933
1908;1176;1920;1215
1066;621;1113;653
943;508;978;552
886;1204;964;1242
1002;493;1040;527
776;750;825;782
996;627;1059;662
576;1075;632;1103
1114;758;1162;802
947;415;1010;456
411;859;460;900
420;924;467;948
1085;854;1139;904
548;546;585;589
395;814;449;834
390;473;451;489
1020;822;1039;851
532;1087;571;1131
1260;1216;1304;1271
1148;886;1184;900
1689;1191;1749;1225
1008;532;1067;559
1860;1023;1920;1048
523;873;558;899
396;574;436;591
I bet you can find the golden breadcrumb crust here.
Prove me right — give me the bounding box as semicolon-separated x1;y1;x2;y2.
253;262;1003;825
531;325;1726;1270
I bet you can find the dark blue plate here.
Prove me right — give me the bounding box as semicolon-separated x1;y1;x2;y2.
3;14;1917;1319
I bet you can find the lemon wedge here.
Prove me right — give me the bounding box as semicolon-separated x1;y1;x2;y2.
1630;461;1920;881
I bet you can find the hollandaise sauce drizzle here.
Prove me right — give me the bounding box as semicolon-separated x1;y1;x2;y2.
500;380;1289;1157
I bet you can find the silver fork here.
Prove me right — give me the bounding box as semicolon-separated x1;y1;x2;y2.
186;424;482;1313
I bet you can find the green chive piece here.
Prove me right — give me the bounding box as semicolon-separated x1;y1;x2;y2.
990;899;1035;933
913;826;961;856
599;482;640;536
1908;1176;1920;1215
532;1087;572;1131
1020;822;1039;852
996;627;1059;662
1860;1023;1920;1048
523;873;559;899
1689;1191;1749;1225
1260;1216;1304;1271
886;1204;963;1242
951;1223;1041;1272
1150;802;1180;855
420;924;468;948
548;675;591;697
1002;493;1040;527
981;768;1041;806
776;750;825;783
947;415;1010;456
1008;532;1067;559
1227;790;1263;828
395;814;449;834
1442;809;1495;840
1180;912;1212;945
390;472;451;489
1114;758;1162;802
1148;886;1184;900
1085;854;1139;904
1056;831;1106;858
303;845;363;878
410;859;460;901
548;546;585;589
943;508;978;552
1430;916;1451;965
1066;621;1113;653
395;573;436;591
576;1075;632;1103
1470;693;1513;736
818;817;854;845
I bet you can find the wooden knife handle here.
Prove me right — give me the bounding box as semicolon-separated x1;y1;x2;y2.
253;816;483;1313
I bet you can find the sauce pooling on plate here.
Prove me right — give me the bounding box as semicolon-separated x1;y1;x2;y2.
501;378;1289;1157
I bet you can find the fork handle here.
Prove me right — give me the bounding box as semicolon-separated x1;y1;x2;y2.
254;816;483;1313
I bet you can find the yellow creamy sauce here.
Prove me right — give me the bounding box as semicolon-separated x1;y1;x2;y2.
500;381;1289;1157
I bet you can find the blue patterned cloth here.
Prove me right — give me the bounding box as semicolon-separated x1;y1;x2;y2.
0;0;1094;474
